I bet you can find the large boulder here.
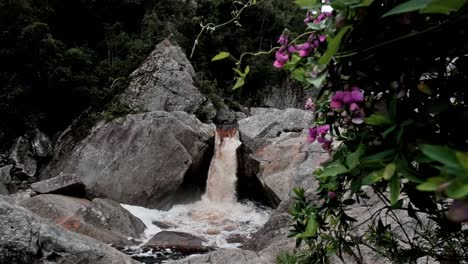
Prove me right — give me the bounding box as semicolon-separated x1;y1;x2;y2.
41;111;214;209
19;194;146;246
0;164;12;184
9;136;37;179
238;108;329;203
0;183;8;195
122;39;206;114
0;196;139;264
257;79;316;109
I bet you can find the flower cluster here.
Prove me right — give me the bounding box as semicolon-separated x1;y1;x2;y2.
330;87;365;124
308;124;332;151
304;11;332;24
274;33;326;68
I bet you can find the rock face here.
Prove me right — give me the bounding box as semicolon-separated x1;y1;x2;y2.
256;79;316;109
30;173;85;197
9;136;37;178
145;231;205;253
0;196;139;264
41;111;214;209
0;164;12;185
122;39;206;114
238;108;328;203
19;194;145;246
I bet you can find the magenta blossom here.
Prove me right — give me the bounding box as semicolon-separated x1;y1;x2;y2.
308;124;333;151
298;42;313;57
330;87;366;124
277;34;288;46
273;49;289;68
327;191;336;199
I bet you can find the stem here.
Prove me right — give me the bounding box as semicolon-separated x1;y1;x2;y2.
190;0;263;59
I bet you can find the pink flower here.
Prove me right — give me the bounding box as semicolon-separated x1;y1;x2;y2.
275;49;289;63
327;191;336;199
317;124;330;135
277;34;288;46
322;140;333;151
273;60;285;68
351;90;364;102
308;127;318;143
319;35;327;42
298;42;312;57
349;102;359;112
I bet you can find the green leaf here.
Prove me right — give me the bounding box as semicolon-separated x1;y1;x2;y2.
318;163;349;178
382;0;432;17
417;177;446;191
211;51;230;61
390;175;401;205
362;169;384;185
299;213;318;238
292;68;306;83
294;0;319;9
446;178;468;199
318;26;352;65
361;149;397;164
421;0;467;14
306;72;327;89
456;152;468;169
232;77;245;90
383;163;396;180
365;113;392;126
283;54;301;71
420;144;461;169
346;144;365;170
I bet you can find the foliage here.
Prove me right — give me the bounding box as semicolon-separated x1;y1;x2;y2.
264;0;468;263
0;0;303;146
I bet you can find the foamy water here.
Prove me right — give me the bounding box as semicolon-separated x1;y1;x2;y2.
122;199;270;248
122;127;271;250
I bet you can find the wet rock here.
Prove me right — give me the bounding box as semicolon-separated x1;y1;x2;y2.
30;129;53;159
122;39;205;114
30;173;85;197
0;196;139;264
41;111;214;209
79;198;146;239
152;220;177;229
19;194;145;246
145;231;206;253
9;136;37;179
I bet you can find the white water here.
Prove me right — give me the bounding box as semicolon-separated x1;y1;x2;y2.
122;127;271;249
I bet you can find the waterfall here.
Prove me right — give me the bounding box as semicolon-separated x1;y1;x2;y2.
122;126;270;249
204;126;241;203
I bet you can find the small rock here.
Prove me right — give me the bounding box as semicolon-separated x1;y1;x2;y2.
0;164;13;184
145;231;207;254
0;183;9;195
152;220;177;229
30;173;85;197
30;129;53;159
9;136;37;179
226;234;248;244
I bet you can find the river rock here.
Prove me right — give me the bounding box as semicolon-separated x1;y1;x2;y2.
0;183;8;195
122;39;205;114
0;164;12;184
19;194;145;246
30;173;85;197
41;111;214;209
9;136;37;179
30;128;53;159
145;231;205;253
0;196;139;264
238;108;328;203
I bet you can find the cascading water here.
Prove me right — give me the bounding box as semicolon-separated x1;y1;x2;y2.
204;126;241;203
122;126;271;259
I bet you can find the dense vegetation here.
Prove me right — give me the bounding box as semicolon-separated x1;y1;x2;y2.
0;0;303;147
247;0;468;263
